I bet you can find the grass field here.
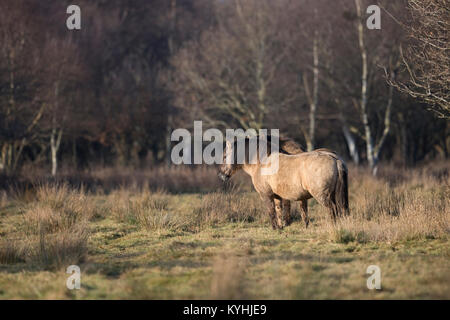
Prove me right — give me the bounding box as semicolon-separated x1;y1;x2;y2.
0;164;449;299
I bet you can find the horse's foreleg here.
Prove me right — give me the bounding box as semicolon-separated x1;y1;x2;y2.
262;197;278;230
299;200;310;228
281;199;292;226
274;199;284;229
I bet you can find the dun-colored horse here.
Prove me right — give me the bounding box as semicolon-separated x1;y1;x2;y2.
218;136;349;229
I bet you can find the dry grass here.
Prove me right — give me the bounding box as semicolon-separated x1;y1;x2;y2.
107;189;184;232
190;191;266;232
210;253;248;299
0;184;94;270
105;186;266;233
0;162;448;299
4;165;224;194
0;190;7;208
0;241;25;264
318;167;449;243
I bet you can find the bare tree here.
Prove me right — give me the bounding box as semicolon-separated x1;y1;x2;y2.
390;0;449;118
166;0;177;167
354;0;399;174
0;1;46;174
301;29;320;152
171;0;294;130
41;37;83;176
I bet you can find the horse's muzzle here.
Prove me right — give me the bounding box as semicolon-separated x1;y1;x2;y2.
218;172;230;182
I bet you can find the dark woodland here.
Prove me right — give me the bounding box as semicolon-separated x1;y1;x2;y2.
0;0;448;178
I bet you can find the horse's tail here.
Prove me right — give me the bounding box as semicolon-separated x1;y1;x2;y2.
335;159;349;217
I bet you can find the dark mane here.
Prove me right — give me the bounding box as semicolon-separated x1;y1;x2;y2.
255;134;304;155
227;134;304;161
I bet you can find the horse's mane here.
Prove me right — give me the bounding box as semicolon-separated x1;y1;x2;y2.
247;134;304;156
256;135;340;157
230;134;337;158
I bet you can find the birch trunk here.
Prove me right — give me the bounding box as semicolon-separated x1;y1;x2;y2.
342;120;359;165
355;0;396;175
50;127;63;176
372;73;394;173
302;31;319;152
50;83;63;176
355;0;375;171
166;0;177;167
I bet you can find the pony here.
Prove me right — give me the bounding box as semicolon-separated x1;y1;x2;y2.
218;135;349;229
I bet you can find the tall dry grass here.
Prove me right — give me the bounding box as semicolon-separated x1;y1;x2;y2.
107;189;183;231
0;184;95;269
190;191;266;231
3;165;224;194
319;165;449;243
1;162;448;270
106;187;265;233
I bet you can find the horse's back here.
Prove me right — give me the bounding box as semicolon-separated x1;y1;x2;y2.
261;152;338;201
292;152;339;181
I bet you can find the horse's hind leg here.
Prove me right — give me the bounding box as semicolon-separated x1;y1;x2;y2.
299;200;310;228
314;194;337;224
281;199;292;226
274;199;284;229
326;201;338;224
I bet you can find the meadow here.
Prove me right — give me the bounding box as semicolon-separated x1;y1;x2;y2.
0;163;449;299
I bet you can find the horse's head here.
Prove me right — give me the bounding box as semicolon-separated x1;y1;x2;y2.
218;134;299;182
218;140;242;182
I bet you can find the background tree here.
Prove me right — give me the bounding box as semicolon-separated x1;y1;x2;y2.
390;0;449;118
0;0;447;176
0;1;46;174
171;0;296;130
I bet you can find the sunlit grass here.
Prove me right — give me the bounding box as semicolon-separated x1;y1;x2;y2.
0;165;448;299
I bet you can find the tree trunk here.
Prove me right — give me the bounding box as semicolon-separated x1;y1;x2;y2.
355;0;376;173
72;137;77;168
309;32;319;152
50;83;63;176
166;0;177;167
372;70;395;173
50;127;63;176
302;31;319;152
342;122;359;165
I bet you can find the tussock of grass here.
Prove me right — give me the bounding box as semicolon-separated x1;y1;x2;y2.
321;172;449;243
25;224;89;269
0;184;92;270
107;189;265;233
0;241;25;264
108;190;183;231
189;191;265;232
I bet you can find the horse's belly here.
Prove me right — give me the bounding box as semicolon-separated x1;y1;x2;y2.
293;189;312;201
288;189;312;201
271;182;311;201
